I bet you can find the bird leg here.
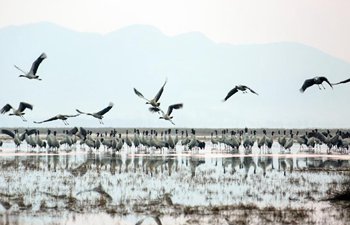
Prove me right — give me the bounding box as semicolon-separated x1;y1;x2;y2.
21;116;27;122
99;119;104;125
318;85;322;90
321;83;326;89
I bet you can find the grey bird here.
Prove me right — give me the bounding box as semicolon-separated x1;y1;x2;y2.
34;114;80;125
76;102;114;124
1;129;36;150
223;85;258;101
149;103;183;125
134;79;167;109
300;76;333;93
14;53;47;80
1;102;33;121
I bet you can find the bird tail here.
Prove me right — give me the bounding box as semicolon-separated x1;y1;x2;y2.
299;88;305;93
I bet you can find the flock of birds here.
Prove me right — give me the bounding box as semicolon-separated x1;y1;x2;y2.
1;126;349;155
2;52;350;126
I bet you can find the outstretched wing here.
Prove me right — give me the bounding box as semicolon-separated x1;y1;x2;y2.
1;129;15;138
246;86;259;95
76;109;88;115
96;102;114;115
18;102;33;112
154;79;167;102
320;76;333;89
68;127;79;135
14;65;27;74
167;103;183;116
0;104;12;114
78;127;87;140
133;88;150;102
333;78;350;85
63;114;80;118
223;86;238;101
30;53;47;75
25;129;37;136
300;78;315;93
34;116;59;124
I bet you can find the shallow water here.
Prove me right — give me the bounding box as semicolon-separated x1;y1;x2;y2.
0;142;349;224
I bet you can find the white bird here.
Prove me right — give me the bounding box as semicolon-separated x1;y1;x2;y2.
149;103;183;125
14;53;47;80
134;79;167;109
0;102;33;121
34;114;80;125
223;85;258;101
76;102;114;124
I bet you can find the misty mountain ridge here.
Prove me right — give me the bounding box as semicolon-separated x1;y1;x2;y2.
0;22;349;128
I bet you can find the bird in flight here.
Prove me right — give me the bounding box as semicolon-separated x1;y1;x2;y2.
150;103;183;125
134;79;167;110
14;53;47;80
76;102;114;124
332;78;350;86
223;85;258;101
300;76;333;93
34;114;80;125
0;102;33;122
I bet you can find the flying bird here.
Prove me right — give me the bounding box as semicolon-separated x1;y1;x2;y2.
134;79;167;110
332;78;350;85
0;102;33;121
34;114;80;125
150;103;183;125
76;102;114;124
223;85;258;101
300;76;333;93
14;53;47;80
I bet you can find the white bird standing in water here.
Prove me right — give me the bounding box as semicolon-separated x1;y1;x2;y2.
14;53;47;80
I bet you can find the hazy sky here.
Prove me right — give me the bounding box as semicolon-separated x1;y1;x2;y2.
1;0;350;62
1;1;350;129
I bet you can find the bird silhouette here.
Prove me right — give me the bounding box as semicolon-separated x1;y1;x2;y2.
223;85;258;101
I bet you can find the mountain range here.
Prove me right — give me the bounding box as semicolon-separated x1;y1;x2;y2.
0;22;349;128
